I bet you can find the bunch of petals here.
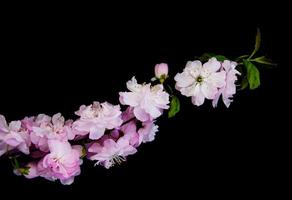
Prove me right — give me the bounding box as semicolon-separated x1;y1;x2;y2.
119;77;170;122
87;108;159;169
0;114;83;185
212;60;241;107
0;115;31;156
0;84;165;184
174;57;240;107
1;113;74;156
73;101;123;140
28;113;78;152
23;139;83;185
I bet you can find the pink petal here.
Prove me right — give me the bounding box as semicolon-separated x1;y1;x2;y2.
133;107;150;122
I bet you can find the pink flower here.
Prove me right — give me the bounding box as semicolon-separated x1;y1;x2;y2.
21;116;35;132
120;120;140;147
0;115;31;156
88;137;137;169
30;113;74;152
174;57;226;106
121;120;159;147
119;77;170;122
155;63;169;79
62;120;83;140
138;121;159;143
29;114;52;152
212;60;241;107
38;139;82;185
73;102;123;140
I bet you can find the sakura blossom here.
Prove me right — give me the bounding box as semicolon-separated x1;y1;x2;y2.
138;121;159;143
37;140;82;185
212;60;241;108
174;57;226;106
88;137;137;169
29;113;75;152
120;120;140;147
0;115;31;156
119;77;170;122
73;102;123;140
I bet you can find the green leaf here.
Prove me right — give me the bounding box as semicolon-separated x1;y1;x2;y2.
244;60;260;90
253;56;277;66
241;76;249;90
249;28;261;59
168;96;180;118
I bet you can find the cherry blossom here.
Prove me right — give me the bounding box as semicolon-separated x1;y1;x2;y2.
0;115;31;155
73;102;123;140
37;140;82;185
119;77;169;122
174;58;226;106
212;60;241;107
88;137;137;169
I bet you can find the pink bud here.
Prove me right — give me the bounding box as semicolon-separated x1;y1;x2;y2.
155;63;168;79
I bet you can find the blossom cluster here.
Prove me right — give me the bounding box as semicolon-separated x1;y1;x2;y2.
0;57;242;185
175;58;240;107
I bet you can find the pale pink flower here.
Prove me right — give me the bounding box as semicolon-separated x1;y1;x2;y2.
29;114;52;152
119;77;170;122
88;137;137;169
0;115;31;155
73;102;123;140
21;116;35;132
212;60;241;107
30;113;72;152
155;63;169;79
120;120;140;147
174;57;226;106
119;107;140;146
38;139;82;185
138;121;159;143
121;120;159;146
62;119;84;141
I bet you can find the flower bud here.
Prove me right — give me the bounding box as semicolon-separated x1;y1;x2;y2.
155;63;168;79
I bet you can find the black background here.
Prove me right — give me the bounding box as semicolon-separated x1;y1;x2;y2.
0;2;288;197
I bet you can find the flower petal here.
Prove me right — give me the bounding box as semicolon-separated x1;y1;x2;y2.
203;57;221;72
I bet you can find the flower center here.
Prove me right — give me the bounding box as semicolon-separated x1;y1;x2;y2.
196;75;204;83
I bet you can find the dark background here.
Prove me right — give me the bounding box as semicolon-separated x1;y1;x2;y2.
0;3;288;197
